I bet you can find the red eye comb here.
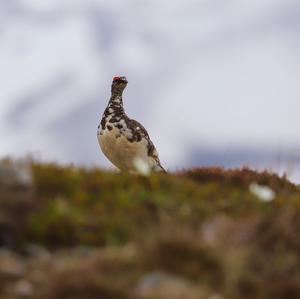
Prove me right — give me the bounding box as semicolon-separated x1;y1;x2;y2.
113;76;120;81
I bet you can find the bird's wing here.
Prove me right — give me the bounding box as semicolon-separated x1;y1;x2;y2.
127;118;166;172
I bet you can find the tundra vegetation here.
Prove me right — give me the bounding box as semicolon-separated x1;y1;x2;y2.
0;159;299;299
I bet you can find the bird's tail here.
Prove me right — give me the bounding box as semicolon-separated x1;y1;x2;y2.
154;162;167;173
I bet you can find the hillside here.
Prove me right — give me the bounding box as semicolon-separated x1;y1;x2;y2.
0;160;300;299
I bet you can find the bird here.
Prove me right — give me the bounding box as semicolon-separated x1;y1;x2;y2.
97;76;165;173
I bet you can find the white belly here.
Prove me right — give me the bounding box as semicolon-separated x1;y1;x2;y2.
98;127;155;172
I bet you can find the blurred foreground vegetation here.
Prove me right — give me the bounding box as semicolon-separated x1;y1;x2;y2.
0;159;300;299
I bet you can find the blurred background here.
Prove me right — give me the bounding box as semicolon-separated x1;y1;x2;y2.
0;0;299;182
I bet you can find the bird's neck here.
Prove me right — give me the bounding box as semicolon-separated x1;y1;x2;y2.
107;92;125;115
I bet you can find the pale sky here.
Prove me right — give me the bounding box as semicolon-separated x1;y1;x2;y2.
0;0;299;181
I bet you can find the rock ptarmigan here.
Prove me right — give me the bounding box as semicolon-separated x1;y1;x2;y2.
97;76;165;173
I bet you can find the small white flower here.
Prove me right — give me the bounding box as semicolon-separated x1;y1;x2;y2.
133;157;150;176
249;182;275;202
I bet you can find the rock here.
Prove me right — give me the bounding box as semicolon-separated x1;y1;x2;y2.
23;244;52;260
13;279;33;297
0;250;25;279
0;159;32;191
135;271;206;299
0;160;33;247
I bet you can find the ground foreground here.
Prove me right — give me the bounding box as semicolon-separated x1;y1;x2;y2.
0;159;300;299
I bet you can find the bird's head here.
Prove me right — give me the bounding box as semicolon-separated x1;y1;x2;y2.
111;76;128;94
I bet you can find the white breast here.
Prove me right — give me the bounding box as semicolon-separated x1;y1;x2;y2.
98;127;156;172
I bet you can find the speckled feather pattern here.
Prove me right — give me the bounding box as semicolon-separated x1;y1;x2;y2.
97;77;165;173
